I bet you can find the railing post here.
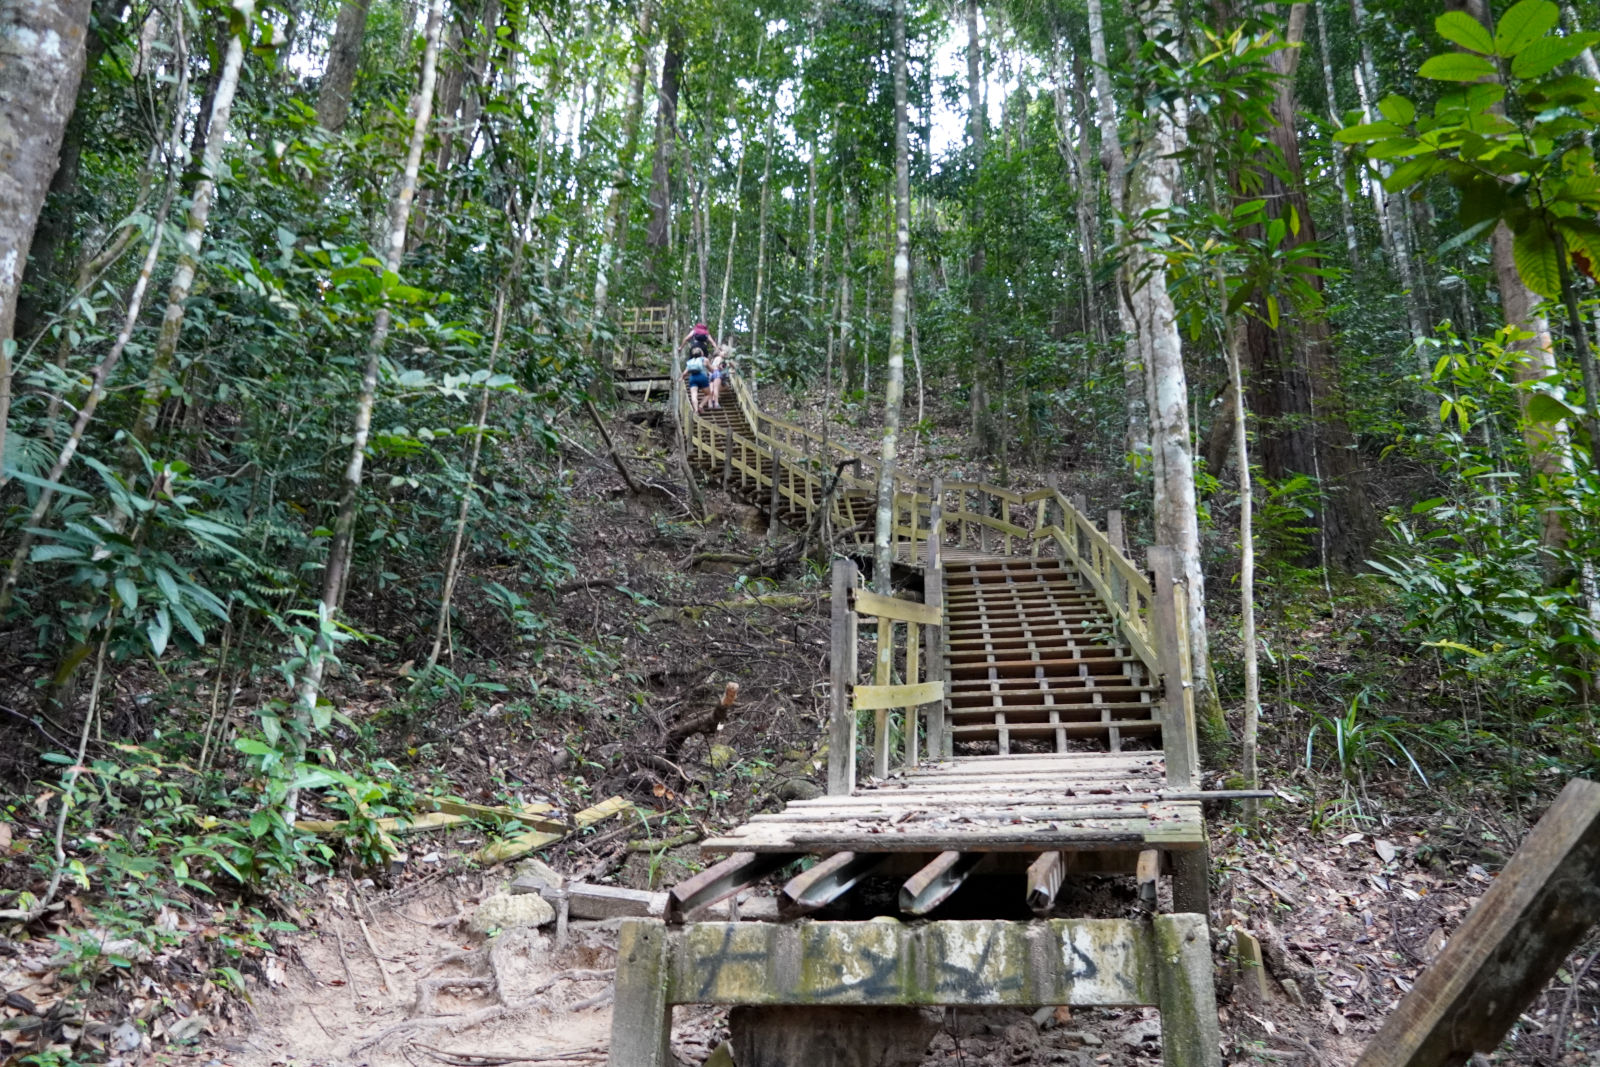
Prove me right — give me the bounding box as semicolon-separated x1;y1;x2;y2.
828;559;860;796
874;612;893;780
977;490;990;553
767;443;782;541
925;477;946;760
1148;547;1199;790
1106;509;1126;555
721;427;732;490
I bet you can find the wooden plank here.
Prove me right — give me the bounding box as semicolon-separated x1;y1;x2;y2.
828;560;859;797
781;851;887;916
950;720;1159;739
475;795;632;865
852;587;942;626
874;614;892;779
666;850;801;922
1136;849;1160;911
853;680;946;711
900;850;985;915
1026;851;1072;914
1148;547;1198;789
701;821;1205;854
1354;777;1600;1067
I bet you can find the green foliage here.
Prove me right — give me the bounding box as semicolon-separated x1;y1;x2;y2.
1368;324;1599;748
1335;0;1600;298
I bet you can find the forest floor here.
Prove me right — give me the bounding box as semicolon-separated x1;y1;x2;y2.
4;385;1598;1067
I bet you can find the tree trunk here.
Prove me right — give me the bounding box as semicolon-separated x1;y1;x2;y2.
874;0;912;596
1450;0;1574;557
316;0;372;132
964;0;994;457
1243;6;1378;572
290;0;445;815
1315;0;1359;270
128;0;255;452
13;0;112;342
1087;0;1149;461
1227;315;1260;803
749;105;776;397
0;0;93;351
587;0;654;361
1349;0;1429;348
641;20;682;303
1126;0;1223;742
805;135;818;309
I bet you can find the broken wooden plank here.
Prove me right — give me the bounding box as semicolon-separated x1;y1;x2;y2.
781;851;887;916
666;851;802;923
1026;851;1072;915
1354;777;1600;1067
1136;849;1160;911
900;851;985;915
511;879;667;919
475;795;633;866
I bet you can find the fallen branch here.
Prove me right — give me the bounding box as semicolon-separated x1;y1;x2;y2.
408;1040;606;1066
583;396;643;495
625;831;701;852
663;682;739;756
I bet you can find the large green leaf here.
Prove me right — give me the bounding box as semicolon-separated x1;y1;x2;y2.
1418;52;1499;80
1495;0;1560;56
1368;137;1423;159
1384;157;1440;192
1511;33;1600;78
1513;222;1561;297
1377;94;1417;124
1526;392;1581;423
1436;10;1495;53
1333;120;1407;143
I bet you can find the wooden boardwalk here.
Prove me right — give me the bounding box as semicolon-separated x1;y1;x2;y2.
607;323;1225;1067
669;362;1212;917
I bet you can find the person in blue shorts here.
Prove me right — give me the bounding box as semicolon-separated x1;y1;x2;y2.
680;323;716;413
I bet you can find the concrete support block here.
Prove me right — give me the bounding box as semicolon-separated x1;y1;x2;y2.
1153;914;1222;1067
730;1006;940;1067
608;920;672;1067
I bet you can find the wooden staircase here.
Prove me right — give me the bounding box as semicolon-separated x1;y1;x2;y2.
607;338;1230;1067
687;391;875;536
943;556;1158;754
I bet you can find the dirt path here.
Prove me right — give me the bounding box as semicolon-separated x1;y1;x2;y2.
217;878;627;1067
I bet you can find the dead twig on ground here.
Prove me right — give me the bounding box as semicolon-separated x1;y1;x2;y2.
357;916;393;996
1551;941;1600;1061
407;1041;605;1066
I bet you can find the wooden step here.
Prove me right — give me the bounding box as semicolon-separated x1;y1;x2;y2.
947;656;1139;680
950;720;1161;739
